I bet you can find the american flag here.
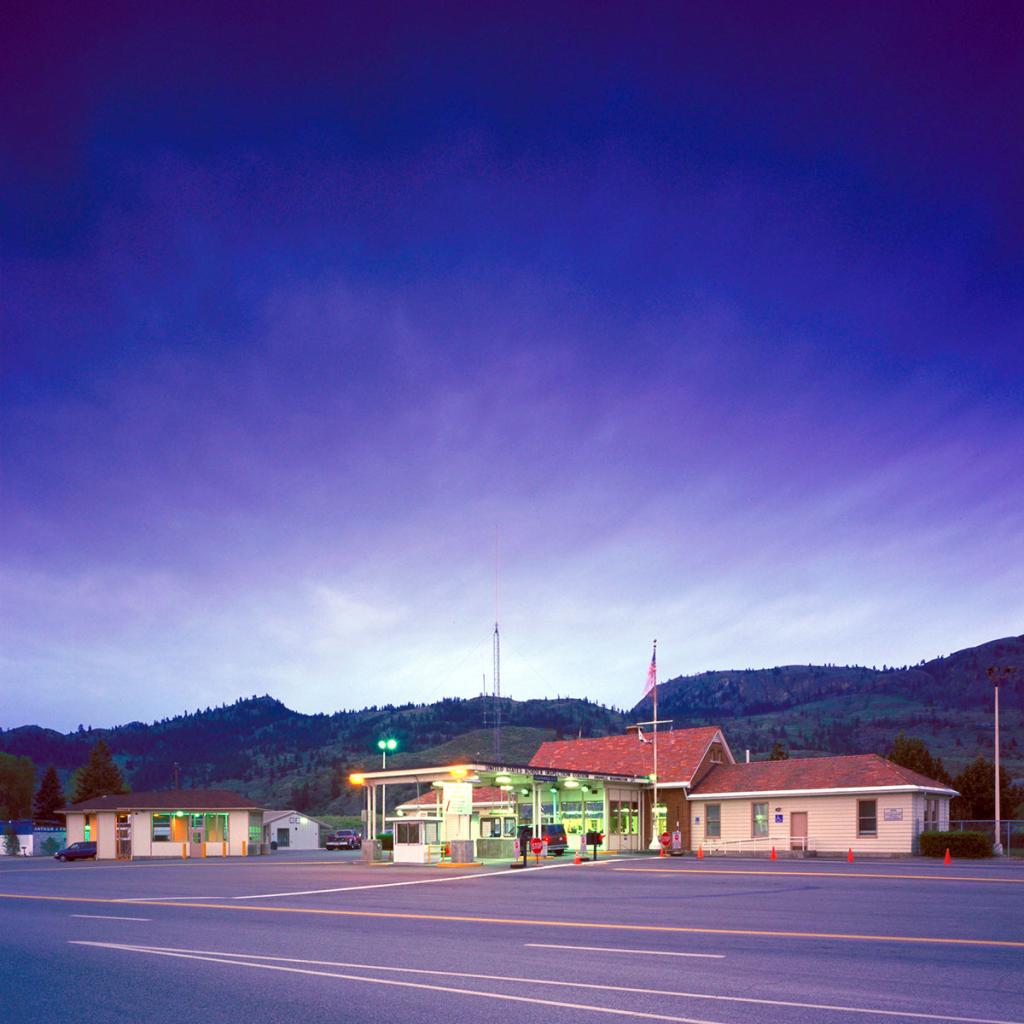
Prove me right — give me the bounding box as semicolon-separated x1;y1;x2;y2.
644;644;657;697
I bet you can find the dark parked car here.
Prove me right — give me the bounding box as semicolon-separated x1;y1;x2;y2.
517;824;569;856
54;841;96;861
324;829;362;850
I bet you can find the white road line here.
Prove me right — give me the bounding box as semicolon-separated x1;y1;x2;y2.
231;856;617;900
70;914;151;921
69;941;1024;1024
525;943;724;959
70;942;725;1024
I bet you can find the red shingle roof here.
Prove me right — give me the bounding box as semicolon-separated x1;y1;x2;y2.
58;788;265;813
689;754;955;796
531;727;724;783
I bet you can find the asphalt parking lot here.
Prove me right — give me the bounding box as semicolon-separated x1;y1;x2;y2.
2;851;1022;1024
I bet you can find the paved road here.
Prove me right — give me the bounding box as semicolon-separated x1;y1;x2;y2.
2;852;1022;1023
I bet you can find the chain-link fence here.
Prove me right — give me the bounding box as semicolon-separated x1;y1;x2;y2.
948;820;1024;856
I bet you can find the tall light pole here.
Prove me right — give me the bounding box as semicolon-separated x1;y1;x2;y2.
986;666;1015;856
377;738;397;837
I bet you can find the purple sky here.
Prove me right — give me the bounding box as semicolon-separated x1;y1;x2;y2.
3;4;1023;731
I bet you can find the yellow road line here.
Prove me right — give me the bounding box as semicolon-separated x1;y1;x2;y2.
614;867;1024;884
4;892;1022;949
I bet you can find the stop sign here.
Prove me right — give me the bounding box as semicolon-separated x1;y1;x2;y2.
530;837;544;855
660;831;672;847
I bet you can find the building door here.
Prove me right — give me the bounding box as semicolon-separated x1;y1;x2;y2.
790;812;808;851
189;823;204;858
115;813;132;860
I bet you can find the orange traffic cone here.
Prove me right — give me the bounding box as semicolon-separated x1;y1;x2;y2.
574;850;582;865
847;848;854;863
770;846;776;861
944;848;951;865
697;846;704;860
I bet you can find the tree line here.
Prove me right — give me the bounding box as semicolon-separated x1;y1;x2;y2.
0;741;127;821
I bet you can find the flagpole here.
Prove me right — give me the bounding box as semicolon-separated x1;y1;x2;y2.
651;639;659;849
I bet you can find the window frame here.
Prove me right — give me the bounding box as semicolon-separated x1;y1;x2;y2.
705;803;721;839
857;799;878;837
751;801;769;838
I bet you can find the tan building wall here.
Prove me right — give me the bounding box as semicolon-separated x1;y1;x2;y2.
95;812;116;860
66;814;85;844
228;810;249;856
690;791;943;855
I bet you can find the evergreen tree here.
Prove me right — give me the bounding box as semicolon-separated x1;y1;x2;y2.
769;741;789;761
34;765;66;820
3;828;21;857
887;732;951;785
0;752;35;818
71;740;128;803
951;756;1023;820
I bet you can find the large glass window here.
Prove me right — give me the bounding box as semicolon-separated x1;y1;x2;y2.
152;813;171;842
858;800;877;837
705;804;721;839
752;802;769;837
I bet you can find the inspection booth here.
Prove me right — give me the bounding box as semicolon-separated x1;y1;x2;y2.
387;815;443;864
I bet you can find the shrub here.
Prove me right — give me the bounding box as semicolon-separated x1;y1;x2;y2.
376;831;393;851
919;830;991;858
42;836;62;855
3;828;20;856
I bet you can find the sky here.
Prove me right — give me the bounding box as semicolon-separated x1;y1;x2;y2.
2;3;1023;732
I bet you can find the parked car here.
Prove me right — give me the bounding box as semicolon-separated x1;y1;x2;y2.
541;823;569;855
516;824;569;856
325;829;362;850
54;841;96;861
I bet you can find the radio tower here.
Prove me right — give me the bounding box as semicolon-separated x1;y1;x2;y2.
492;528;502;761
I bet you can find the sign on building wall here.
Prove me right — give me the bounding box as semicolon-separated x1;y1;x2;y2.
883;808;903;821
442;783;473;815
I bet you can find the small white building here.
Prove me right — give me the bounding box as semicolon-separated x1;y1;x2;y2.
262;809;330;850
59;789;266;859
688;755;956;856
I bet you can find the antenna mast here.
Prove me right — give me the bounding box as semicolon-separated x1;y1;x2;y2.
492;526;502;761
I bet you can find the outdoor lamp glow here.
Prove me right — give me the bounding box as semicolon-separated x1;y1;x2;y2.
450;766;469;778
349;773;366;785
495;775;512;784
378;738;398;752
564;779;580;788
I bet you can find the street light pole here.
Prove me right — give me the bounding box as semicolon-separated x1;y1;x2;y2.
987;666;1016;856
377;738;398;839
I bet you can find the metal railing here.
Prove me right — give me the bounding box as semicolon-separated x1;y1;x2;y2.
702;835;815;855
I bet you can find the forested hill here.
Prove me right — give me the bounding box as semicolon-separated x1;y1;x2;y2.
634;635;1022;779
0;695;626;814
2;635;1020;814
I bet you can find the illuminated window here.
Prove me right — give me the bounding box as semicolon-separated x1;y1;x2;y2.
752;802;768;837
705;804;721;839
151;813;171;842
857;800;877;837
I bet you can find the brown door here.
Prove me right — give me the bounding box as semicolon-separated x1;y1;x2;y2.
790;811;808;851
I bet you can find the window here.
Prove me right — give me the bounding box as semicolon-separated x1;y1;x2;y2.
752;802;768;837
276;827;290;847
395;822;419;845
152;813;171;842
858;799;877;837
503;818;517;837
705;804;721;839
480;817;501;838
